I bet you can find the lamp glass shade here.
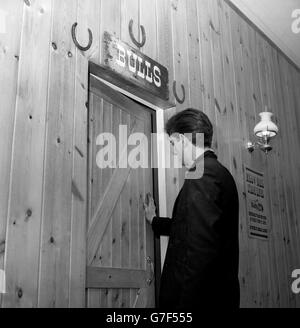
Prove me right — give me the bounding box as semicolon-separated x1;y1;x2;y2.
254;112;278;138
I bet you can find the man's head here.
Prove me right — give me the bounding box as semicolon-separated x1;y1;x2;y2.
166;108;213;168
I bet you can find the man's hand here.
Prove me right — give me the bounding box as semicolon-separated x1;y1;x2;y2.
143;193;156;225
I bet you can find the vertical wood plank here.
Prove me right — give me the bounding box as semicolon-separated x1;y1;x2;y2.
129;126;140;306
143;117;156;308
138;0;157;307
87;94;103;308
268;43;293;308
3;0;53;308
111;107;122;308
196;0;217;140
121;0;139;47
219;1;253;307
278;55;300;307
69;0;101;308
98;102;113;308
156;0;175;105
209;0;230;168
229;8;260;308
120;112;131;308
140;0;157;58
0;0;24;307
247;26;272;308
95;0;122;308
171;0;190;187
100;0;120;63
120;0;139;307
38;0;77;308
156;0;177;266
258;33;291;307
186;0;203;110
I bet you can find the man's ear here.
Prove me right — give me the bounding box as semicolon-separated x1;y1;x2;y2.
181;134;190;148
171;132;182;145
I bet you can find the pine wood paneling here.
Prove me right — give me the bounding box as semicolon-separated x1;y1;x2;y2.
0;0;24;307
219;1;254;307
37;0;77;308
3;0;53;308
229;7;258;307
69;0;101;308
156;0;178;264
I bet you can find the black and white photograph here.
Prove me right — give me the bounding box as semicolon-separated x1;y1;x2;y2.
0;0;300;314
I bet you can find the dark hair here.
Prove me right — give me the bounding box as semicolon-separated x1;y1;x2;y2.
165;108;213;148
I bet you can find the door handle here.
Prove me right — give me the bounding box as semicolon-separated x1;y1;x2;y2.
146;256;154;286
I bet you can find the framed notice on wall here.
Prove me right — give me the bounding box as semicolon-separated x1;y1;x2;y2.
244;166;269;240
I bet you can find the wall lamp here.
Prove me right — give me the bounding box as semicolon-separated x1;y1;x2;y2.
247;110;279;154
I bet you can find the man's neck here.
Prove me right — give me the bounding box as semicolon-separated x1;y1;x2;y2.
204;147;214;153
185;147;214;170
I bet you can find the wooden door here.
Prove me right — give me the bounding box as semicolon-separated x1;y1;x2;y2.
86;75;156;308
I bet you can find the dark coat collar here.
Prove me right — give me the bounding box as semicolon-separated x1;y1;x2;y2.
188;150;217;172
204;149;217;159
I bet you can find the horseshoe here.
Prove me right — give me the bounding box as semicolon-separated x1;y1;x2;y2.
71;22;93;52
129;19;146;48
173;81;186;104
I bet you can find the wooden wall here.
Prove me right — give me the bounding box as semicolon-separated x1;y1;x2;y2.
0;0;300;308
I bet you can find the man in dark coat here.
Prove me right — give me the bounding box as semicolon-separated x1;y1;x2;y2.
144;109;240;309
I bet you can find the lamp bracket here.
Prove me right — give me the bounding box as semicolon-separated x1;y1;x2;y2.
247;140;272;154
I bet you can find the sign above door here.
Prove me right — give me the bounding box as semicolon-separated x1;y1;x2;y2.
102;31;169;103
